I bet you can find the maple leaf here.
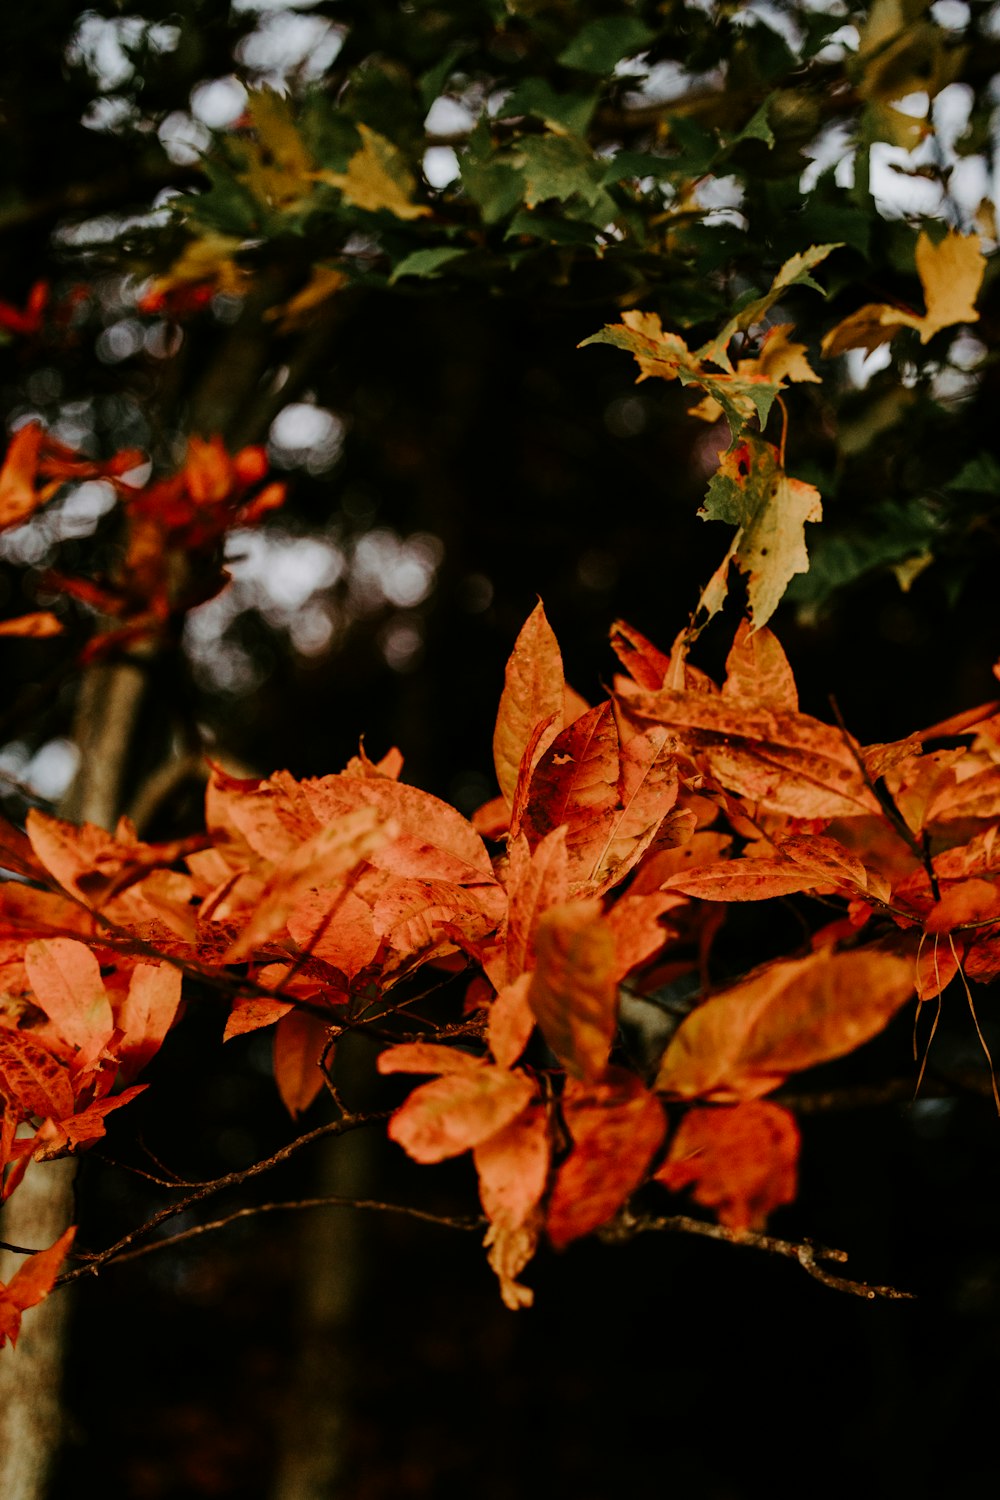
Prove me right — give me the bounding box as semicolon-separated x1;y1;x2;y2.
696;435;822;630
527;899;619;1081
822;229;985;356
547;1069;665;1247
0;1226;75;1349
493;601;565;807
316;124;430;220
656;1102;799;1231
654;947;915;1100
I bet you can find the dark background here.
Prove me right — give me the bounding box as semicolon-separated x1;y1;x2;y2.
0;3;998;1495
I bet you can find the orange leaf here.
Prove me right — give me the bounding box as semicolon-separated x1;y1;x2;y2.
0;1226;75;1348
0;1026;75;1121
117;962;183;1081
609;619;670;690
488;972;535;1068
377;1042;484;1076
32;1085;148;1158
663;834;870;902
655;947;915;1100
25;938;113;1055
528;900;618;1081
547;1069;665;1247
722;620;798;712
503;828;570;981
273;1008;330;1117
618;676;879;820
224;806;390;961
656;1102;799;1230
387;1066;534;1164
492;602;565;806
474;1103;549;1227
0;612;64;638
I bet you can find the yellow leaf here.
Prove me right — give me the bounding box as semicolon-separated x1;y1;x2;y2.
265;265;348;332
239;89;317;211
823;228;986;356
316;125;430;221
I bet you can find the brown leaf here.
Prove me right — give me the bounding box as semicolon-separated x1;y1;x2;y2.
547;1070;665;1248
656;1102;799;1231
493;602;565;806
528;900;618;1081
655;947;915;1100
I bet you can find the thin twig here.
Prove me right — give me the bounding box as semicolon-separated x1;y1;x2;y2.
604;1210;915;1300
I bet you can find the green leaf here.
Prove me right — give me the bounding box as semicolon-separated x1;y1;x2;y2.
946;452;1000;493
389;247;468;283
459;122;524;224
557;17;655;74
502;79;599;136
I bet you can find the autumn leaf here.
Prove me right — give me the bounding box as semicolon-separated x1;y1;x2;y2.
316;124;430;220
488;972;536;1070
656;1102;799;1231
722;620;798;712
503;828;571;982
617;668;879;821
696;435;823;630
654;947;915;1100
547;1069;665;1247
475;1104;549;1309
224;806;391;961
24;938;114;1057
0;1026;75;1121
822;229;985;356
30;1085;148;1159
521;703;678;894
117;962;183;1082
0;1226;75;1349
273;1008;330;1117
385;1065;535;1164
527;899;618;1081
492;601;565;807
0;612;64;638
663;833;872;903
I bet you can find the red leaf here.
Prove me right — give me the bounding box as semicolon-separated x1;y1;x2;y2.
474;1103;549;1227
32;1085;147;1158
0;1226;76;1348
492;602;565;806
610;619;670;690
656;1102;799;1230
527;900;618;1081
547;1070;665;1247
